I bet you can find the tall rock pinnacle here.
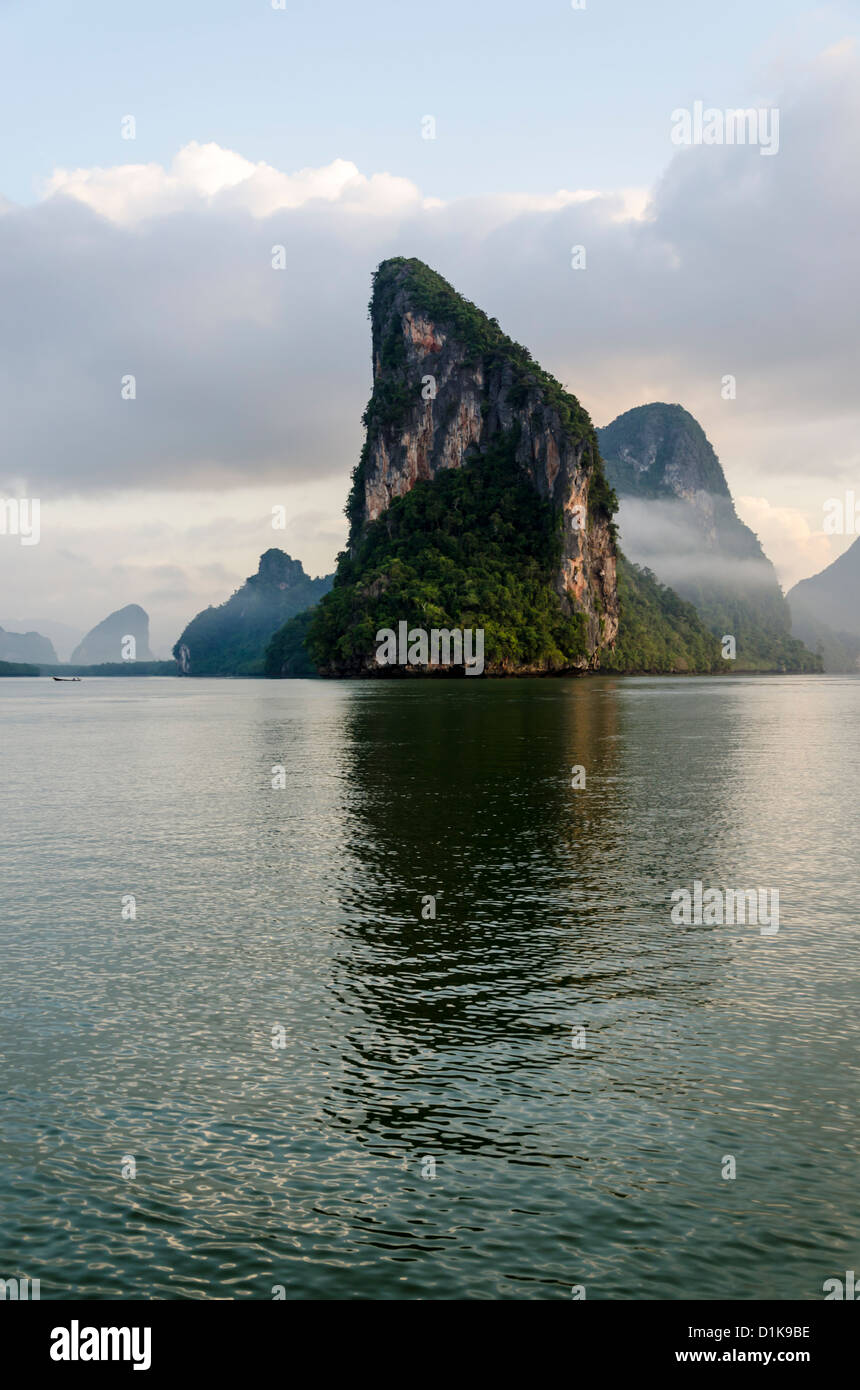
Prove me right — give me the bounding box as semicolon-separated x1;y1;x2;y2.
344;257;619;663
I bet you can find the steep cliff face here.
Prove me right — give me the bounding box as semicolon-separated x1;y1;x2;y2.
600;403;729;499
598;403;820;671
344;258;619;665
71;604;154;664
599;403;757;555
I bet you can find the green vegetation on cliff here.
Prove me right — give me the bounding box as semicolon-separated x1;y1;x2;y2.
600;403;730;499
786;609;860;674
174;549;332;676
264;608;319;678
602;557;820;675
602;559;722;674
675;583;822;672
306;434;588;675
269;542;726;678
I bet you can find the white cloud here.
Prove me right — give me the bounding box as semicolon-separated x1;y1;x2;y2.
735;496;845;590
42;142;430;224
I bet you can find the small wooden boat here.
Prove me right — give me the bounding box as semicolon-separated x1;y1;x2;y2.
52;675;81;682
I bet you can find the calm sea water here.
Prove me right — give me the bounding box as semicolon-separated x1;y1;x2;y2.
1;674;858;1301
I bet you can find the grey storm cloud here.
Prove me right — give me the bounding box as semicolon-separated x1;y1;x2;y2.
0;42;857;500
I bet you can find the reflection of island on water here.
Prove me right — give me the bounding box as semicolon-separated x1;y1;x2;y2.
318;678;740;1154
321;679;628;1142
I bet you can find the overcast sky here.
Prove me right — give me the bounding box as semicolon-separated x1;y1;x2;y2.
1;0;857;654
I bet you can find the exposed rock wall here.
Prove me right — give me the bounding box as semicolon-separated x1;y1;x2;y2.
350;261;618;664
